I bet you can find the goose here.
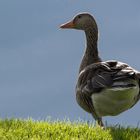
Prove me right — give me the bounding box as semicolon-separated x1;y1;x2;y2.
60;13;140;127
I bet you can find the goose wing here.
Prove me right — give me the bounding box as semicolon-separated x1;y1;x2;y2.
77;60;140;95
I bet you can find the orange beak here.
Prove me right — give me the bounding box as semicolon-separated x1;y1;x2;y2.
60;20;75;29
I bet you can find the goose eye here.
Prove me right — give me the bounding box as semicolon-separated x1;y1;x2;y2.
78;15;81;19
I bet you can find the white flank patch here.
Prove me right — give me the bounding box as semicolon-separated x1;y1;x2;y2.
91;81;139;117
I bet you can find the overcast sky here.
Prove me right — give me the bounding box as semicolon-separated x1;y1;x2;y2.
0;0;140;127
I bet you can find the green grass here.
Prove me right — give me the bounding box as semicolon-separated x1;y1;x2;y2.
0;119;140;140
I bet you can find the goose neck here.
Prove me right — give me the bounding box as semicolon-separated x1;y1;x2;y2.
79;27;101;72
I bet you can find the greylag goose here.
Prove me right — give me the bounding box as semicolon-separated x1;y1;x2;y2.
60;13;140;127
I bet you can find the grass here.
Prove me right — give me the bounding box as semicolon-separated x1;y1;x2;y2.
0;119;140;140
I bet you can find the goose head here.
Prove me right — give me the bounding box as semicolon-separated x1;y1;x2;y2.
60;13;98;31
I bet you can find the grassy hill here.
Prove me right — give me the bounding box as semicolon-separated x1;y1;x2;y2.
0;119;140;140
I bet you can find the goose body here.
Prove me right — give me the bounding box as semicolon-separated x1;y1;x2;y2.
60;13;140;126
76;61;140;117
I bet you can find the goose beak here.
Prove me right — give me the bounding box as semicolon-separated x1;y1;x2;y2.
60;20;75;29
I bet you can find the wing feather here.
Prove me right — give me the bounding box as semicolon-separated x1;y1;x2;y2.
77;61;139;95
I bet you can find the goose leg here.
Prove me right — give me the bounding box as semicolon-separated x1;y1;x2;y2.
97;118;104;127
91;112;104;127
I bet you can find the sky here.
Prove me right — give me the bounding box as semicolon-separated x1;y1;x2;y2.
0;0;140;127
